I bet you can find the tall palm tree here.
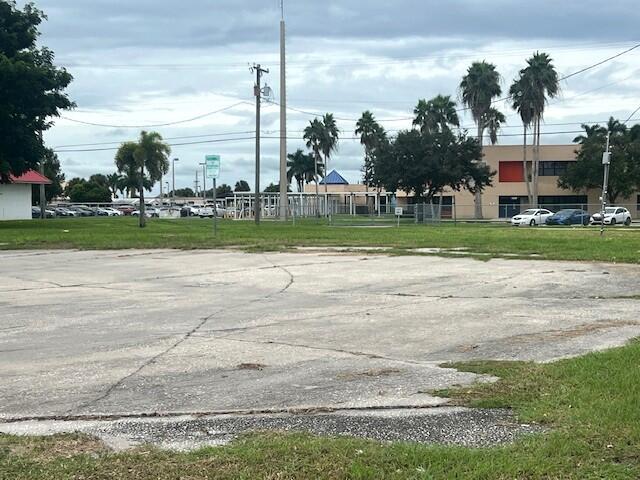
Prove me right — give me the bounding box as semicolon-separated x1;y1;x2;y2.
303;119;325;217
115;131;171;228
518;52;560;207
460;61;502;218
287;149;316;192
413;95;460;134
483;108;506;145
510;74;536;205
320;113;340;198
355;111;387;189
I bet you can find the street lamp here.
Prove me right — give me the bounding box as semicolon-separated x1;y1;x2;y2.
199;162;207;202
172;158;179;207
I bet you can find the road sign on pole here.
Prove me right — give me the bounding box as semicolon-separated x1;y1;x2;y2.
205;155;221;179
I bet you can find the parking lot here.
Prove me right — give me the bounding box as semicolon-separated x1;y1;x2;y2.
2;249;640;425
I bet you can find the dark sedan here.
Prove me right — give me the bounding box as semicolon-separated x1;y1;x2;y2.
545;209;590;226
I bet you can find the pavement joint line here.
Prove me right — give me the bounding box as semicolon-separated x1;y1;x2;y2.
0;403;460;425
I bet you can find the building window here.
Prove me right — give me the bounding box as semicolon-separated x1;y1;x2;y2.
499;161;524;182
539;161;571;176
539;195;588;210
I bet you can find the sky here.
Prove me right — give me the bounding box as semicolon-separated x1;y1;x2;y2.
23;0;640;194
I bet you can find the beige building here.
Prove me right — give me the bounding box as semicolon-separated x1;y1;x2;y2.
306;145;638;219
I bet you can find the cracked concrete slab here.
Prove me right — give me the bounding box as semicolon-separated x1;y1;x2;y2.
1;250;640;430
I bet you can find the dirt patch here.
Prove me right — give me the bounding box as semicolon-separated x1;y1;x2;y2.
4;433;108;460
237;363;267;371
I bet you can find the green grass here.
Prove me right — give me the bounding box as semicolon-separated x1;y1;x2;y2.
1;217;640;263
2;340;640;479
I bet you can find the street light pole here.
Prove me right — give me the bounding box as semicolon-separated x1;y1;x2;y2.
200;162;206;202
172;158;179;207
600;132;611;237
278;0;288;221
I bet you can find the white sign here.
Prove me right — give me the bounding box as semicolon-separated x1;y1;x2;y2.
205;155;221;179
395;207;403;216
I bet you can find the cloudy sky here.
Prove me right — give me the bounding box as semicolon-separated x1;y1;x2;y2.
25;0;640;193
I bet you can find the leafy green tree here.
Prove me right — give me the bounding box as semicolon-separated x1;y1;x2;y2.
234;180;250;192
320;113;340;196
31;148;64;203
459;61;502;218
412;95;460;134
115;131;170;228
216;184;233;198
66;178;111;203
559;119;640;203
511;52;559;207
172;187;195;197
264;182;292;193
372;128;493;204
286;149;315;192
510;73;536;204
0;1;73;182
355;111;387;189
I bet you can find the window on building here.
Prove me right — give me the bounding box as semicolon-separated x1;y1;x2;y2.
539;195;588;210
539;161;572;176
499;161;524;182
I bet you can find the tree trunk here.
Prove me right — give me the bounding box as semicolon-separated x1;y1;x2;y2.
139;166;146;228
474;123;484;219
523;125;533;207
323;155;329;217
314;152;320;218
532;118;540;209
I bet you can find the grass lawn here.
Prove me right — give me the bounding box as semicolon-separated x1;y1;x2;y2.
2;340;640;479
1;217;640;263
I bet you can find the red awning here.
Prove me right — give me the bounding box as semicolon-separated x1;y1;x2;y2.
9;170;52;185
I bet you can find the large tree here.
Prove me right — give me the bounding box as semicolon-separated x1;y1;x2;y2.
320;113;340;197
511;52;560;207
372;128;494;205
106;173;123;199
234;180;250;192
286;149;315;193
31;148;64;203
459;61;502;218
413;95;460;135
115;131;170;228
559;119;640;203
0;1;73;182
303;118;327;216
65;177;111;204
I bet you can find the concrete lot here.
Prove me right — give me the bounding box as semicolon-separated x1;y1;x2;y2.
2;250;640;444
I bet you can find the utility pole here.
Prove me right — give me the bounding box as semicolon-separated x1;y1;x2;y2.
278;0;288;221
200;162;207;201
195;169;200;198
600;132;611;237
172;158;179;207
251;63;269;225
38;131;45;219
159;173;163;205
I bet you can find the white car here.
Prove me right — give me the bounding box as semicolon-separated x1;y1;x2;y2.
590;207;632;226
100;207;123;216
511;209;554;226
199;205;227;218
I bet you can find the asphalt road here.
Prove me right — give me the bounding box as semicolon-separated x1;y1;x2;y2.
2;250;639;446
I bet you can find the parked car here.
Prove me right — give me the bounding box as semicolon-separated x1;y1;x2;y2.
545;209;590;226
590;207;632;226
132;207;159;218
94;207;111;216
54;207;77;217
180;206;200;217
511;209;554;227
101;207;123;216
68;205;95;217
31;207;55;218
116;205;136;216
198;205;227;218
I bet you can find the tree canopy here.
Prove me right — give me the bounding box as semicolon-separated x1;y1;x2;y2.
64;177;111;203
559;119;640;203
234;180;250;192
31;148;64;203
0;1;74;182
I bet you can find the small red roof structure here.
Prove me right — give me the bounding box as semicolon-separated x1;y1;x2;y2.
9;170;51;185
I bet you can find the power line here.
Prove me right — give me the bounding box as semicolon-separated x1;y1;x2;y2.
59;102;252;128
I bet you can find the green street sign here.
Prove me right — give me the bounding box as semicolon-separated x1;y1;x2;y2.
205;155;221;179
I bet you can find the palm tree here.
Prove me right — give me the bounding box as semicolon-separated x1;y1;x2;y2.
106;173;122;199
483;108;506;145
303;119;325;217
517;52;560;208
115;131;171;228
320;113;340;199
355;111;387;189
573;124;606;144
460;61;502;218
287;149;316;192
412;95;460;134
510;74;536;205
